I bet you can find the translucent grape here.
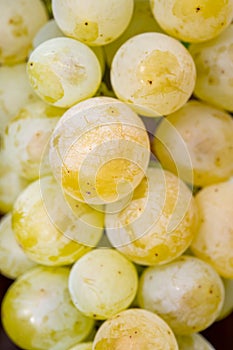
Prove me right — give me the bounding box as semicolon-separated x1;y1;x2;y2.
153;100;233;187
190;181;233;279
0;0;48;65
137;255;224;334
52;0;134;46
0;63;38;136
217;278;233;321
49;97;150;205
0;213;36;279
104;0;163;67
189;24;233;112
176;334;215;350
12;176;104;265
4;99;64;181
92;308;178;349
1;266;94;350
111;33;196;117
69;248;138;320
27;37;101;108
106;167;197;266
68;343;93;350
150;0;233;43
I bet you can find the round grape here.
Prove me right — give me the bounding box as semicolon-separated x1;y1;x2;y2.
176;333;215;350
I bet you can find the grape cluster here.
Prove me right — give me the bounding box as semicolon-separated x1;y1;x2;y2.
0;1;233;349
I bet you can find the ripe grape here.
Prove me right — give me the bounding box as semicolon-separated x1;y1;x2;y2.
191;180;233;279
52;0;134;46
68;343;93;350
137;255;224;334
153;100;233;187
111;33;196;116
69;248;138;320
189;24;233;112
1;266;94;350
217;278;233;321
106;167;197;266
92;308;178;349
0;0;48;65
49;97;150;205
0;213;36;279
150;0;233;43
27;37;101;108
176;333;215;349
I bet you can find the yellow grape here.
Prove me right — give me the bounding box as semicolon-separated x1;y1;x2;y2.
176;334;215;350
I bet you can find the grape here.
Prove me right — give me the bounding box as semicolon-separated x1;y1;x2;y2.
176;333;215;350
68;343;93;350
27;37;101;108
1;266;94;350
104;0;163;67
153;100;233;187
12;176;104;265
137;255;224;334
69;248;138;320
49;96;150;205
52;0;134;46
106;167;197;266
189;24;233;112
190;181;233;279
111;33;196;117
92;308;178;349
0;63;38;136
0;0;48;65
217;278;233;321
0;213;36;279
150;0;233;43
4;99;64;181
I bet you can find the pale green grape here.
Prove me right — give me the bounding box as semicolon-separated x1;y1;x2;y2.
176;334;215;350
111;33;196;117
33;19;64;48
0;0;48;65
69;248;138;320
104;0;163;67
217;278;233;321
68;343;93;350
12;176;104;265
1;266;94;350
153;100;233;187
0;213;37;279
27;37;101;108
106;167;197;266
4;99;64;181
92;308;178;349
138;255;224;335
52;0;134;46
191;181;233;279
189;24;233;112
49;96;150;205
150;0;233;43
0;63;38;135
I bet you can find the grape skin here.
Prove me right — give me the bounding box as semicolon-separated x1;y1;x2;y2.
176;333;215;350
67;343;93;350
217;278;233;321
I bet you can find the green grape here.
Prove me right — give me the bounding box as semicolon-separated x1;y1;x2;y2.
0;0;48;65
12;176;104;266
52;0;134;46
27;37;101;108
190;180;233;279
150;0;233;43
33;19;64;48
104;0;163;67
0;213;37;279
217;278;233;321
68;343;93;350
1;266;94;350
176;334;215;350
4;99;64;181
0;63;38;136
111;33;196;117
137;255;224;335
69;248;138;320
189;24;233;112
106;167;197;266
49;96;150;205
153;100;233;187
92;308;178;349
